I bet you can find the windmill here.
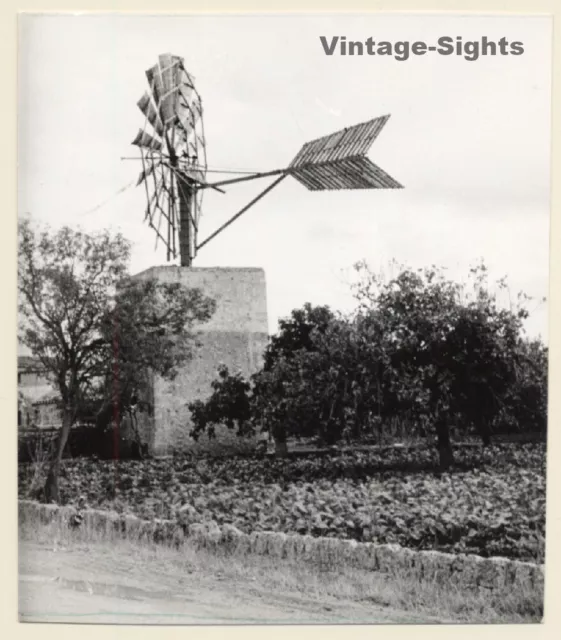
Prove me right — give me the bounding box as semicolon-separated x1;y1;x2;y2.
131;53;402;267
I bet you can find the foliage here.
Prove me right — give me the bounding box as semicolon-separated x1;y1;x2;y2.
497;338;548;435
262;303;335;371
18;218;216;501
94;276;216;431
18;219;130;411
350;262;536;464
189;261;547;467
189;366;253;441
18;442;546;562
189;304;341;447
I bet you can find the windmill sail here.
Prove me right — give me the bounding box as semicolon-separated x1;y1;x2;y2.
137;92;165;137
289;115;402;190
133;53;208;267
131;129;163;151
144;54;200;131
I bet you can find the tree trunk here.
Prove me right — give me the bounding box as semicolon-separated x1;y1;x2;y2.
44;409;73;503
129;410;145;460
274;438;288;457
273;427;288;457
95;400;114;433
479;419;492;447
435;418;454;471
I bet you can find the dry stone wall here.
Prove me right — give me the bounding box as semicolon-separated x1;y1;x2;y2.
19;500;544;591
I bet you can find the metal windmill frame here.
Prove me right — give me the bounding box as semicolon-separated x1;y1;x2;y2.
131;54;403;267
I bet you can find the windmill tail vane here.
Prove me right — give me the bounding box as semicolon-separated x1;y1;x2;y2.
131;53;402;267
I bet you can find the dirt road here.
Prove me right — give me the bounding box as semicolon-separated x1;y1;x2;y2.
19;540;442;625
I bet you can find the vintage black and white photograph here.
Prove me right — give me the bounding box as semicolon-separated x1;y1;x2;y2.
17;12;550;624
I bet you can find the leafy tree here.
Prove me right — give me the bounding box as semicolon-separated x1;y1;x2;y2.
253;315;392;448
351;261;547;467
189;262;547;468
189;303;391;453
93;276;216;435
18;219;215;502
262;303;335;371
189;304;335;455
496;338;548;436
189;365;253;441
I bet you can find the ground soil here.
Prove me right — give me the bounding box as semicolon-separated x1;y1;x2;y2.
19;540;443;625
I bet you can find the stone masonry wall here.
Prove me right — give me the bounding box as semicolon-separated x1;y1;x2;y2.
19;500;544;592
132;266;269;456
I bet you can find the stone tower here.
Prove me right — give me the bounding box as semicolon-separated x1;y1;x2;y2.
133;266;269;456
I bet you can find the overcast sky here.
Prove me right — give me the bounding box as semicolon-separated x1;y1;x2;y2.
18;13;551;341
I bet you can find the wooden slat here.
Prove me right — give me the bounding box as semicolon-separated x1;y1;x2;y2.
289;115;391;168
291;155;402;191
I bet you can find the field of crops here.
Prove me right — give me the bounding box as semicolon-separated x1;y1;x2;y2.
18;442;546;562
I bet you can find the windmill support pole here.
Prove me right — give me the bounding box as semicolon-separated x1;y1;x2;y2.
177;175;194;267
196;173;287;252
